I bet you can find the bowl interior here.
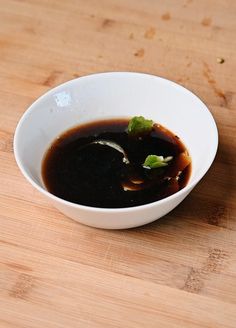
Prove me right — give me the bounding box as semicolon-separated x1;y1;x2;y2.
14;72;218;194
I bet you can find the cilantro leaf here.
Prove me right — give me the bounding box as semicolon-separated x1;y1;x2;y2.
128;116;154;135
143;155;173;169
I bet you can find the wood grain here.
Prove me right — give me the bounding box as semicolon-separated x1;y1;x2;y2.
0;0;236;327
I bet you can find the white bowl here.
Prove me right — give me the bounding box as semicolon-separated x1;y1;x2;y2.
14;72;218;229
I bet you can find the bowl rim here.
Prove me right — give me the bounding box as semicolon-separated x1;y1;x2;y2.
14;71;218;213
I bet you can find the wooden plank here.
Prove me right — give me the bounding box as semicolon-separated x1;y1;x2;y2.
0;0;236;327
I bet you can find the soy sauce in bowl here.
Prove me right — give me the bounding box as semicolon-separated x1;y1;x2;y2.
42;117;191;208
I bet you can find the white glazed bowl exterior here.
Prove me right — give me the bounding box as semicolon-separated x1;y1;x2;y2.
14;72;218;229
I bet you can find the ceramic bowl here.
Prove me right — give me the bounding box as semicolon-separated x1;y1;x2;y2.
14;72;218;229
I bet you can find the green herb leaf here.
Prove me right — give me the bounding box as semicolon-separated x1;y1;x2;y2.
128;116;154;135
143;155;173;169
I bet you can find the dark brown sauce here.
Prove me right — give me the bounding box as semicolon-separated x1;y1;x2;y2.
42;119;191;208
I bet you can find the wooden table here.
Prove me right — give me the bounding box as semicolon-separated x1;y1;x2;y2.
1;1;236;327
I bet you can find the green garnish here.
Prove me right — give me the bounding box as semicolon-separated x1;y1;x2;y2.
128;116;154;135
143;155;173;169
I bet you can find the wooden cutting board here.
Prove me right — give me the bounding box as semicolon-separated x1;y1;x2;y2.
1;0;236;327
